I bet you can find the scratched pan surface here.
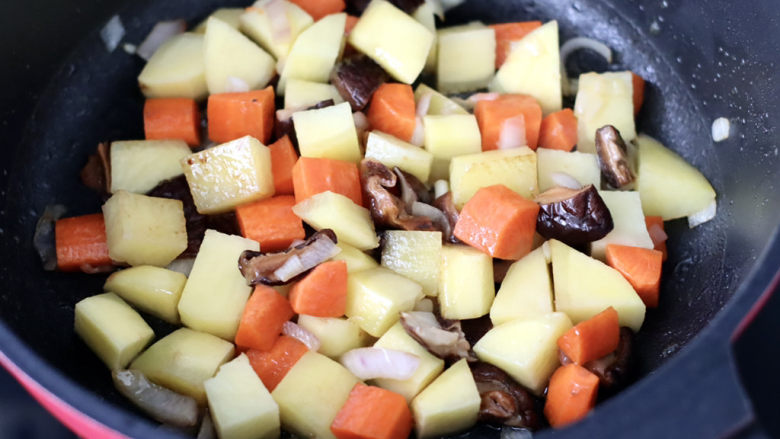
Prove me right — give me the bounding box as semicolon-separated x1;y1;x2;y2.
0;0;779;438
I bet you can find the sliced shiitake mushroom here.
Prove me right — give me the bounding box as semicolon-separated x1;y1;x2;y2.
331;55;388;111
400;311;476;363
535;184;614;245
595;125;635;188
470;362;542;430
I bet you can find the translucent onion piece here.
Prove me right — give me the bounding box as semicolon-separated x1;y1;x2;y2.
688;199;717;228
433;179;450;199
497;115;526;150
550;172;583;190
416;92;433;117
112;369;198;428
560;37;613;66
282;321;320;351
414;298;435;312
136;20;186;61
225;76;250;93
411;201;452;238
266;0;292;43
166;258;196;277
410;117;425;147
341;348;420;380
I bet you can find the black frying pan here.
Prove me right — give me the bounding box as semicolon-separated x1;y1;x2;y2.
1;0;779;438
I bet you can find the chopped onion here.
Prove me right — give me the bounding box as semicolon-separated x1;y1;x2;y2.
276;108;297;122
411;201;451;237
541;241;552;263
225;76;250;93
550;172;583;190
353;111;370;132
468;92;500;103
711;117;730;142
197;410;217;439
688;199;717;228
414;298;435;312
497;115;526;150
560;37;613;67
112;369;198;428
100;15;125;53
33;204;67;271
433;180;450;199
410;117;425;147
272;236;340;282
166;258;196;277
648;223;668;244
136;20;186;61
500;426;533;439
341;348;420;380
395;168;418;208
416;92;433;117
266;0;292;43
282;321;320;351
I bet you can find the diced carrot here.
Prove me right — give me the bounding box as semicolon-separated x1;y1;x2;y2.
143;98;201;146
544;364;600;428
557;307;620;365
235;285;295;351
292;157;362;205
605;244;664;308
490;21;543;69
345;15;360;35
269;135;298;195
288;0;345;21
537;108;578;151
631;72;645;116
331;383;413;439
366;83;416;143
644;216;668;261
246;335;309;391
236;196;305;253
289;260;348;317
207;87;275;144
474;94;543;151
55;213;113;273
453;185;540;260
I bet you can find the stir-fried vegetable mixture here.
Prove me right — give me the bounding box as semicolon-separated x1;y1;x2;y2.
46;0;719;437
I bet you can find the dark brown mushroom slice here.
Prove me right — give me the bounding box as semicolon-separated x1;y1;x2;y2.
394;168;432;205
470;362;542;430
584;327;634;394
535;184;614;245
432;192;461;243
331;55;389;111
400;311;476;363
595;125;636;188
80;141;111;195
460;315;494;347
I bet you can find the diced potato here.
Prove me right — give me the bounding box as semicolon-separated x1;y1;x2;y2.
293;191;379;250
130;328;235;404
381;231;442;296
490;247;553;326
345;267;423;337
297;315;372;359
293;102;361;163
271;351;359;439
550;239;645;331
204;17;276;94
104;265;187;324
277;13;346;94
590;191;654;260
372;322;444;402
438;245;494;320
138;33;207;100
74;293;154;370
177;230;259;340
410;359;480;438
490;21;561;114
449;147;538;209
636;134;716;220
414;84;468;116
423;114;482;181
181;136;274;214
204;354;280;439
330;242;379;273
574;71;636;153
536;148;601;192
474;313;571;395
349;0;434;84
413;2;438;73
102;191;187;267
240;1;313;60
437;25;495;93
110;140;190;194
365;131;434;182
194;8;244;33
284;79;343;109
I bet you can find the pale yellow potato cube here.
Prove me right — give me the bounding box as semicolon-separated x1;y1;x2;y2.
372;322;444;402
437;25;495;93
102;191;187;267
381;231;442;296
636;134;716;220
413;2;438;73
349;0;434;84
130;328;235;404
490;21;561;114
278;13;346;94
239;1;313;60
194;8;244;33
414;84;468;116
550;239;646;331
423;114;482;181
449;147;538;209
104;265;187;324
74;293;154;370
138;33;207;100
536;148;601;192
590;191;654;260
204;17;276;94
474;312;572;395
574;71;636;153
204;354;280;439
110;140;190;194
345;267;423;337
178;230;259;341
490;247;554;326
330;242;379;273
438;245;494;320
284;79;343;109
365;131;434;182
293;191;379;250
181;135;274;214
271;352;359;439
293;102;361;163
297;315;372;359
411;359;480;438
